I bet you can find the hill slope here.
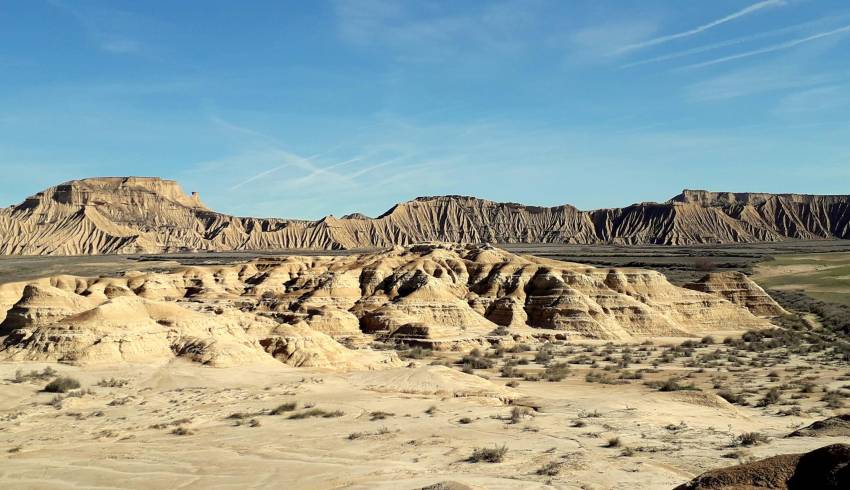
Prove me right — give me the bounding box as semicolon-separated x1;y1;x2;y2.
1;177;849;255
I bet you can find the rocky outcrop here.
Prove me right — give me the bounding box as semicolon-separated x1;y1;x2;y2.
789;414;850;438
684;272;788;317
2;178;850;255
674;444;850;489
0;244;771;365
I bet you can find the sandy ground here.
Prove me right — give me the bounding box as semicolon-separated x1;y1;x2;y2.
1;342;846;490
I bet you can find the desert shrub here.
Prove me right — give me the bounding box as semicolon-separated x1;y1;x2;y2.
579;409;602;418
171;426;194;436
12;367;58;383
458;417;473;424
287;408;344;420
509;406;532;424
606;436;621;448
269;402;298;415
492;326;510;336
571;420;586;428
822;391;845;408
655;379;699;392
777;406;802;416
735;432;768;446
585;371;620;385
534;346;554;364
425;405;437;415
717;390;748;405
798;382;817;394
459;355;494;370
701;336;715;345
369;411;394;421
508;343;532;353
537;461;562;476
401;347;432;359
757;387;781;407
543;362;569;381
468;445;508;463
44;377;81;393
618;370;643;380
505;380;519;388
96;378;129;388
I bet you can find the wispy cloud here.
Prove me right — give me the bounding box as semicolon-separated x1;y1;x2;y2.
570;20;659;60
332;0;542;62
617;0;785;54
684;63;838;101
47;0;160;57
775;85;850;115
621;17;822;68
680;23;850;69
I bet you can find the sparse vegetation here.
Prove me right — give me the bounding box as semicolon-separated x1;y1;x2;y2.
270;402;298;415
43;377;81;393
735;432;768;447
468;445;508;463
287;408;344;420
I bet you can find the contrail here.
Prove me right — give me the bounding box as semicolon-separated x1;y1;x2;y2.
229;163;291;190
617;0;785;53
621;18;815;68
681;23;850;69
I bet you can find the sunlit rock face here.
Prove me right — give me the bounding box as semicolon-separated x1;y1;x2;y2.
0;244;772;366
2;178;849;255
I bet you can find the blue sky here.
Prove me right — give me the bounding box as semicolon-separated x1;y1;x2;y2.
1;0;849;219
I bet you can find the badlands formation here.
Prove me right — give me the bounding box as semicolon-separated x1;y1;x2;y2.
2;177;850;255
0;184;848;488
0;243;774;366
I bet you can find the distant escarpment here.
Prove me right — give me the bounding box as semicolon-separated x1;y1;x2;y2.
1;177;849;255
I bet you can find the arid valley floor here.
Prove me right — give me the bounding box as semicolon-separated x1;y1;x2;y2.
1;242;849;489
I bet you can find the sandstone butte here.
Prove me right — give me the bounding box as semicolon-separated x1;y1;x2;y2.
1;177;849;255
0;243;779;368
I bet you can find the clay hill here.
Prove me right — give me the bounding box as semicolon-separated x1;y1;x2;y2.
0;243;773;366
2;177;849;255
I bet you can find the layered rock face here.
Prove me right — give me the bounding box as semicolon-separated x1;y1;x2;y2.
0;244;771;365
1;178;849;255
684;272;788;317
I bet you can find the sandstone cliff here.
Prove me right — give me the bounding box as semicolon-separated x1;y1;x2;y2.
2;177;848;255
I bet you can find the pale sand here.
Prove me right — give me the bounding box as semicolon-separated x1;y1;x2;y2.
0;359;842;490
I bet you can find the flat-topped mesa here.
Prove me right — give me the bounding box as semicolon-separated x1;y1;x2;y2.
670;189;850;206
16;177;209;212
2;177;850;255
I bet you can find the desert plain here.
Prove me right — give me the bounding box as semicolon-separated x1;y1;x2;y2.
0;242;848;489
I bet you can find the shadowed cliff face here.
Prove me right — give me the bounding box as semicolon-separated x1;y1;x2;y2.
1;178;849;255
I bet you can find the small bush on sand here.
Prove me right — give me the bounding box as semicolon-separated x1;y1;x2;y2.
44;377;81;393
269;402;298;415
468;445;508;463
606;437;621;448
288;408;344;420
735;432;768;447
537;461;562;476
543;362;570;382
509;406;532;424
